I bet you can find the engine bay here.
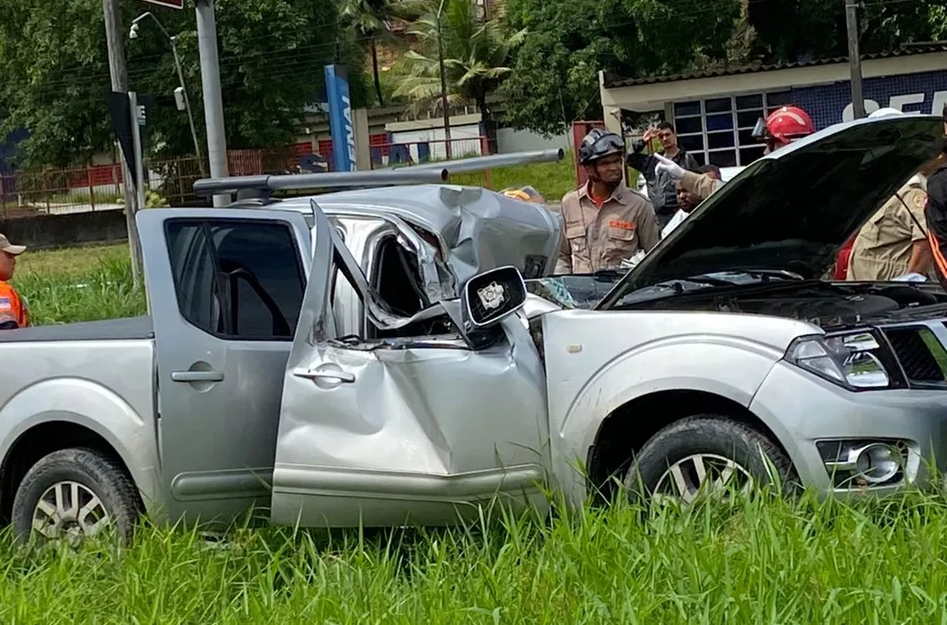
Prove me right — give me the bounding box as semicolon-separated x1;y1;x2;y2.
619;279;947;329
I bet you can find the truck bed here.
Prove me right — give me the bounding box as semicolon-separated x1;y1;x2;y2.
0;314;158;491
0;316;154;343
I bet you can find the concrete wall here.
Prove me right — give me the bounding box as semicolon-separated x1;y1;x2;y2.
496;128;571;154
0;209;128;250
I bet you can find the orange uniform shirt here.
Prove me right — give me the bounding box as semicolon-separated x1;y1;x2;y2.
0;281;28;329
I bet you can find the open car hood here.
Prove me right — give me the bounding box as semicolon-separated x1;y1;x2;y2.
597;115;945;309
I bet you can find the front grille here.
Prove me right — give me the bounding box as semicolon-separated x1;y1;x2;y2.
883;328;944;383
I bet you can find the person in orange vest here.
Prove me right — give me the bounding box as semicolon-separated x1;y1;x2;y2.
0;233;28;330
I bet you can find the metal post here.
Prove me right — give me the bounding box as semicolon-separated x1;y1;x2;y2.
87;168;96;211
129;91;147;212
845;0;865;119
436;0;452;160
130;12;206;178
102;0;142;287
195;0;229;206
169;39;207;177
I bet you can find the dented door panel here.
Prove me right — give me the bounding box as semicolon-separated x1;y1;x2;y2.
272;315;550;528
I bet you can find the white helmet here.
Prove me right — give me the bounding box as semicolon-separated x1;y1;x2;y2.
868;107;903;119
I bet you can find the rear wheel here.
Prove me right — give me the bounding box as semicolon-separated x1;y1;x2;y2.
12;448;140;545
624;415;797;507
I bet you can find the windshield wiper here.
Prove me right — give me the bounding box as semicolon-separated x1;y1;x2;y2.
592;269;626;281
689;269;804;285
733;269;804;280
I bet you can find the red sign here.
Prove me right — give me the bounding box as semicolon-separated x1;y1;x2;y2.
141;0;184;9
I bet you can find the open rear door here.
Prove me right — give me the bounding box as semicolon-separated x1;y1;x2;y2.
137;207;313;526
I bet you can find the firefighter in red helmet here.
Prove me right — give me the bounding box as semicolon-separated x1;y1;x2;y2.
751;105;816;154
656;105;816;203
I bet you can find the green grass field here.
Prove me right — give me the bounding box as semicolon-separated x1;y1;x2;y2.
14;244;146;325
9;246;947;622
451;154;579;202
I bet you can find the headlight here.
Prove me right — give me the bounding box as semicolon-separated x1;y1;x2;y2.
785;330;905;391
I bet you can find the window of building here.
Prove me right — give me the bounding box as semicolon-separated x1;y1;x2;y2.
165;219;306;340
673;91;794;168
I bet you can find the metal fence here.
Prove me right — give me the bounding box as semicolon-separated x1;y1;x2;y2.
367;136;489;169
0;138;492;219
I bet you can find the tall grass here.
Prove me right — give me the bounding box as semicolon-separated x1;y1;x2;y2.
3;493;947;622
13;244;146;325
8;245;947;622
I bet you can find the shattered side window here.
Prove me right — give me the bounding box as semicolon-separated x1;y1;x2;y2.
371;234;429;318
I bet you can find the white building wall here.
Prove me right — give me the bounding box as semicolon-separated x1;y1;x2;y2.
496;128;570;154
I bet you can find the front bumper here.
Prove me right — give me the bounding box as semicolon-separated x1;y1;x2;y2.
749;361;947;496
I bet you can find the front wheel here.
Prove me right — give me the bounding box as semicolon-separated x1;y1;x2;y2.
12;448;141;545
624;415;797;507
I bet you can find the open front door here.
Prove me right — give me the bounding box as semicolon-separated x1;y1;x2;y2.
271;204;551;529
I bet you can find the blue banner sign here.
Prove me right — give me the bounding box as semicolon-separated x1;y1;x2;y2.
324;64;357;172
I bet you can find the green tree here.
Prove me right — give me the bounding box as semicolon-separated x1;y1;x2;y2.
747;0;947;63
498;0;742;137
0;0;369;168
340;0;422;107
393;0;525;132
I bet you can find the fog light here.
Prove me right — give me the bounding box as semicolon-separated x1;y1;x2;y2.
818;439;907;489
854;443;901;484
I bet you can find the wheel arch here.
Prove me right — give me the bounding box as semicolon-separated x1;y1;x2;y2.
585;389;792;504
0;420;144;524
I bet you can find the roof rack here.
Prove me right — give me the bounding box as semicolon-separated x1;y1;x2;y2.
191;148;567;203
193;167;449;199
408;148;564;175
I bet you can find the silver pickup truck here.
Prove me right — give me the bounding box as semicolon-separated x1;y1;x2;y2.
2;114;947;545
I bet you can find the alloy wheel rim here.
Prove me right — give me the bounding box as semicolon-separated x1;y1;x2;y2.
653;453;753;506
31;481;111;543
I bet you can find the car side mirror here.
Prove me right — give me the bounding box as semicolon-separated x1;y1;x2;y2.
462;265;527;329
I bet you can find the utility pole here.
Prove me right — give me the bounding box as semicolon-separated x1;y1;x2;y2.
130;12;206;178
845;0;866;119
195;0;229;206
436;0;452;160
102;0;143;287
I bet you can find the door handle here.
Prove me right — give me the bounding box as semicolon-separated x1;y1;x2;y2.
171;370;225;383
292;367;355;383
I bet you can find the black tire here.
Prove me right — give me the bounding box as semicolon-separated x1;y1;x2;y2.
12;447;141;545
623;415;798;505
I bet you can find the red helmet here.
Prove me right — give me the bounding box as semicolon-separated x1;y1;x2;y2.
752;106;815;144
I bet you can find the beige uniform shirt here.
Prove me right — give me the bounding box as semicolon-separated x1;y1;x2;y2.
555;182;660;274
847;176;929;281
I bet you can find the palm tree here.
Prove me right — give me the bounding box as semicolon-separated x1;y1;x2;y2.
340;0;421;107
393;0;525;138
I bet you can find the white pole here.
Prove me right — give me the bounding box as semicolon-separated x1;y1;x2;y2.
129;91;146;211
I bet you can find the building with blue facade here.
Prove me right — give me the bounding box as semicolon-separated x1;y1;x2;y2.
599;45;947;169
